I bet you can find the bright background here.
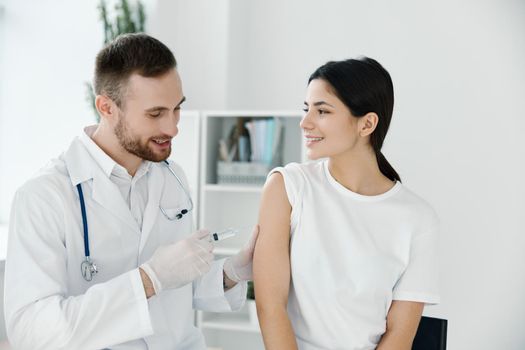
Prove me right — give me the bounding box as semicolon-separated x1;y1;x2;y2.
1;0;524;349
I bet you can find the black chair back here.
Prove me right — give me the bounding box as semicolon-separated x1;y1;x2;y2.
412;316;447;350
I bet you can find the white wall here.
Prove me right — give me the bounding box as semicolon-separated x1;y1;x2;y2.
0;0;103;222
148;0;230;110
1;0;524;349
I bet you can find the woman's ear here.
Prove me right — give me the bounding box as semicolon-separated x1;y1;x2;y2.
358;112;379;137
95;95;118;123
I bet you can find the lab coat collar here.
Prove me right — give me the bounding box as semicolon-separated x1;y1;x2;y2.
79;126;115;178
63;133;139;232
64;136;96;187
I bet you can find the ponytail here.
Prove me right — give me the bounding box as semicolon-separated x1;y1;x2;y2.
376;152;401;183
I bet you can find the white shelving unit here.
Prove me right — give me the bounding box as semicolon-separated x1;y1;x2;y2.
204;184;262;194
196;111;304;350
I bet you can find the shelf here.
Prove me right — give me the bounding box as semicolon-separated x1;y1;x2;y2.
203;110;303;118
200;192;260;236
200;308;259;333
200;114;303;186
204;184;262;193
201;321;260;333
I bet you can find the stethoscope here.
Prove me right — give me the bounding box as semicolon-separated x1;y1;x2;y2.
76;160;194;282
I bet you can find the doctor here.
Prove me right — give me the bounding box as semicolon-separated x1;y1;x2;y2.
4;33;257;349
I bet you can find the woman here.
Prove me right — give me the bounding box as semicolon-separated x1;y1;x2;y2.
254;57;440;349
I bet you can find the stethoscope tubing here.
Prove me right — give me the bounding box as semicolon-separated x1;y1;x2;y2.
76;183;90;258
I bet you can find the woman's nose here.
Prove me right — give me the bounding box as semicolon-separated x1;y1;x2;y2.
300;112;314;130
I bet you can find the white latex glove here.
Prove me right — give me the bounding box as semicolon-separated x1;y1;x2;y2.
141;230;214;294
223;225;259;282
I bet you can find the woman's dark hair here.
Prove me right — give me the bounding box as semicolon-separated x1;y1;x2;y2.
308;57;401;182
94;33;177;107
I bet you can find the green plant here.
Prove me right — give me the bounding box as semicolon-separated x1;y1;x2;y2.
247;281;255;300
99;0;145;45
85;0;146;121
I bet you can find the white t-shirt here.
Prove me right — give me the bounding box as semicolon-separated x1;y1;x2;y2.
270;160;440;350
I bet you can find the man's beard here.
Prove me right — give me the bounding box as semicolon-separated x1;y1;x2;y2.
114;114;171;162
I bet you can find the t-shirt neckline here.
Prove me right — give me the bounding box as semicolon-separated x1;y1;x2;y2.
323;159;402;202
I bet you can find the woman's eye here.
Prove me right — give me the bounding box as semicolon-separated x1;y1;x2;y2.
318;109;328;115
302;108;309;113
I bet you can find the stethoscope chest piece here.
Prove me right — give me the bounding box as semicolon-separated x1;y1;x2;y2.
81;257;98;282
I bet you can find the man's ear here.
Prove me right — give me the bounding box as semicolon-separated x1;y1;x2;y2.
95;95;118;122
358;112;379;137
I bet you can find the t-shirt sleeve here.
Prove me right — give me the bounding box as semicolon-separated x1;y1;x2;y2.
268;163;304;231
392;211;440;305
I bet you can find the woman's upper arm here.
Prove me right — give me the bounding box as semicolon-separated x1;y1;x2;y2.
377;300;424;350
253;172;293;309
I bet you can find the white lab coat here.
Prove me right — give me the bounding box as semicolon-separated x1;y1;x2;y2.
4;135;246;350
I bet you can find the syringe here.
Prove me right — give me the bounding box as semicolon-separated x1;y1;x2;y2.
210;228;239;242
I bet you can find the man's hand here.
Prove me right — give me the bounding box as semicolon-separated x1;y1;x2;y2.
140;230;214;295
223;225;259;283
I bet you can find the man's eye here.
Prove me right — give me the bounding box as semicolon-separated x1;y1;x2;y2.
302;108;309;113
149;112;161;118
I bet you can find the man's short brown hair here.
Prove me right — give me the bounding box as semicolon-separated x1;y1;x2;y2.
94;33;177;107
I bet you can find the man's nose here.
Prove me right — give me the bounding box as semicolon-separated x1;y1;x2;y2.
163;112;180;137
